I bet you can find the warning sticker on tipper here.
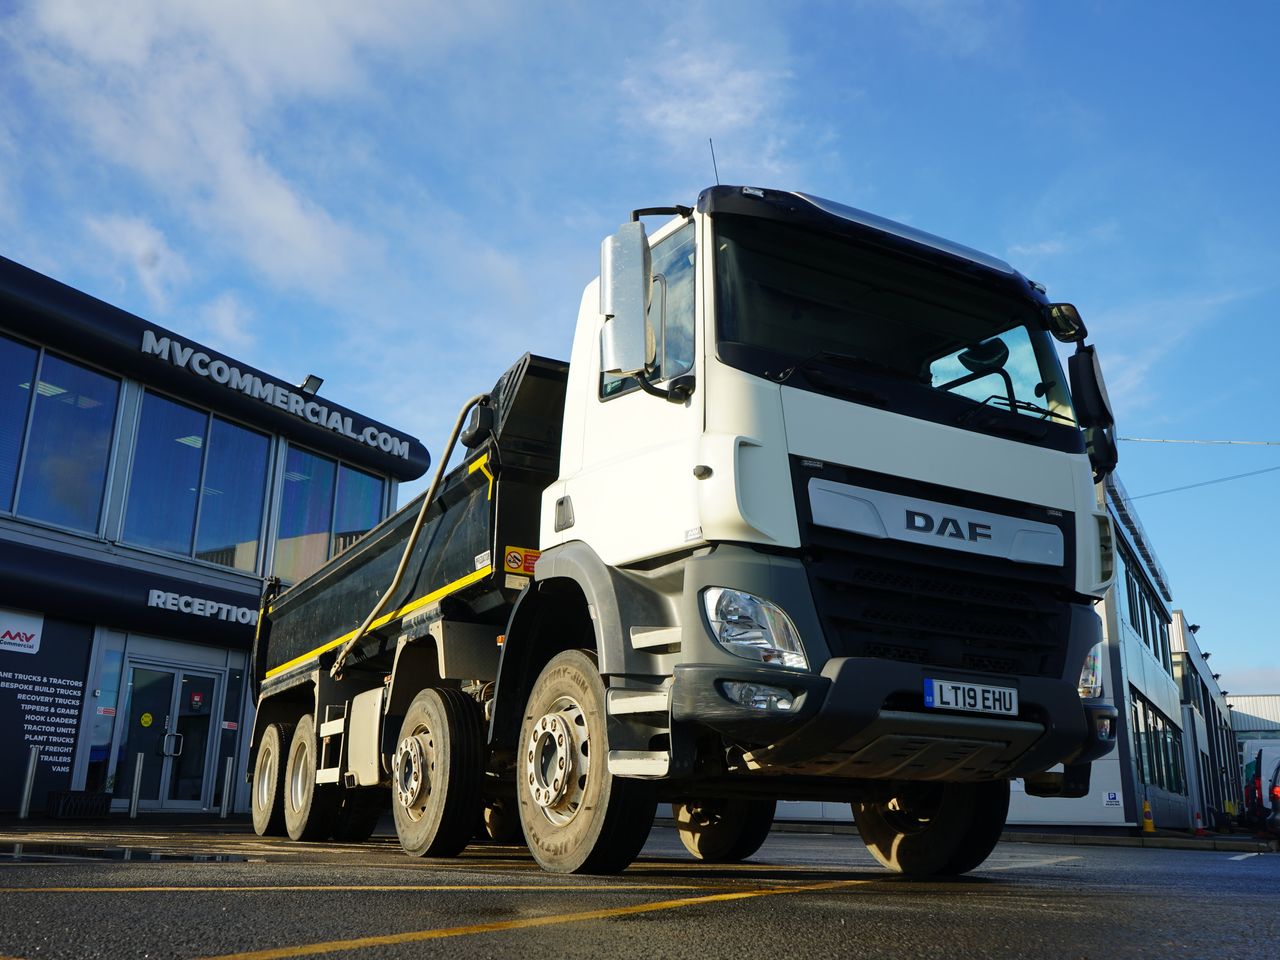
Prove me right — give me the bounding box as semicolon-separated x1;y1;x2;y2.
503;546;541;575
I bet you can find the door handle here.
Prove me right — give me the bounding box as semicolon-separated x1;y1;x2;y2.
171;733;184;758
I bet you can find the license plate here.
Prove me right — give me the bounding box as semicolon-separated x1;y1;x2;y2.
924;678;1018;716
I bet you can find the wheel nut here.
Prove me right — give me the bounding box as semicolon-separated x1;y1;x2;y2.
558;757;565;769
557;735;564;746
541;718;547;730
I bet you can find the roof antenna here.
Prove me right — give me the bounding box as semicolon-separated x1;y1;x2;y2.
708;138;720;185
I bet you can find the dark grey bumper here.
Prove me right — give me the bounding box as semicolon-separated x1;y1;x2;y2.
671;656;1117;781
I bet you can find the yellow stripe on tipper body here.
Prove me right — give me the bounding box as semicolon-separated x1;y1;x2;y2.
263;565;494;680
468;452;495;500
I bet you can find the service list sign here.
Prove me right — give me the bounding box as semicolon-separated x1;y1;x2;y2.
0;609;92;811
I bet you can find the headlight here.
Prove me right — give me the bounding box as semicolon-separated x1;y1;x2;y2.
1078;642;1104;699
702;587;808;670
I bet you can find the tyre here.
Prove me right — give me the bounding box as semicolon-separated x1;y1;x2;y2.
391;688;484;858
250;721;293;837
481;799;522;843
516;650;656;874
283;714;341;841
854;779;1010;877
674;798;776;862
331;788;388;843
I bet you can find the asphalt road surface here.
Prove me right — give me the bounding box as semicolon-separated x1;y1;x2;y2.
0;820;1274;960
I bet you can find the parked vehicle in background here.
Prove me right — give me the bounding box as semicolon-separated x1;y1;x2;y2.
1240;741;1280;833
247;186;1122;877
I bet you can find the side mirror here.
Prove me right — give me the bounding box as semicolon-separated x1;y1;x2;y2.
1068;344;1114;430
600;221;652;377
1045;303;1088;343
958;337;1010;375
1085;425;1118;483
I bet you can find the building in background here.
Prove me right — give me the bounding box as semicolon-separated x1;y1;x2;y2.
1231;695;1280;747
1170;613;1240;829
0;255;429;814
1009;474;1190;829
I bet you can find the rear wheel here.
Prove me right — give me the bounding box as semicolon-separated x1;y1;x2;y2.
854;779;1010;877
250;722;293;837
331;788;388;843
283;715;341;841
674;798;776;862
391;688;484;858
516;650;656;874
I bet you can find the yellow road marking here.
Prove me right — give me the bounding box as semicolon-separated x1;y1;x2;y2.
0;884;710;893
198;879;869;960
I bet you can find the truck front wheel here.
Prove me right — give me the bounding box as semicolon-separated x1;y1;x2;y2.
854;779;1010;877
250;721;293;837
674;798;776;862
516;650;656;874
391;688;484;857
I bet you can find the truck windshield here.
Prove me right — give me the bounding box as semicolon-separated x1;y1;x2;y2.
713;213;1078;443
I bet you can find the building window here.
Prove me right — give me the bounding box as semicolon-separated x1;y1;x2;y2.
1130;688;1186;796
274;446;385;584
122;391;271;572
1;339;120;533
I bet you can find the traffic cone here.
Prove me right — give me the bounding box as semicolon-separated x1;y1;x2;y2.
1194;811;1210;837
1141;799;1156;834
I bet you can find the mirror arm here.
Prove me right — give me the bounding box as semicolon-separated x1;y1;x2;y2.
631;205;693;223
636;370;695;404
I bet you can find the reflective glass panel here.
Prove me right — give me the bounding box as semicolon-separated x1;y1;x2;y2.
196;418;270;571
0;334;38;512
17;353;119;532
123;393;206;554
274;446;335;583
332;464;384;557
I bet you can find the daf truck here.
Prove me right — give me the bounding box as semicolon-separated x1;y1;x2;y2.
248;185;1121;876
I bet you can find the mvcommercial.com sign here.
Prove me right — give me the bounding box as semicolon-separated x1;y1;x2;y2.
0;609;43;656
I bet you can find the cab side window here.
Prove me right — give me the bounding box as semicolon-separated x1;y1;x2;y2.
601;222;696;399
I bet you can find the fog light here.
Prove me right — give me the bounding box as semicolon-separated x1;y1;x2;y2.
720;680;796;712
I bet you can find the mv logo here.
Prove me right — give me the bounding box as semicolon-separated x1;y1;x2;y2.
905;509;993;543
1;630;36;644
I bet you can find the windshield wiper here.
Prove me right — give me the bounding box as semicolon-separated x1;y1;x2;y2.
974;394;1076;424
956;406;1049;440
791;366;888;407
790;349;918;381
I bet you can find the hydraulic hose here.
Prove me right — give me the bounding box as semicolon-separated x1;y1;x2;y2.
330;392;491;680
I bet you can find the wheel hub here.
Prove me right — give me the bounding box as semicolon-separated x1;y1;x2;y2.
394;733;432;813
524;697;587;826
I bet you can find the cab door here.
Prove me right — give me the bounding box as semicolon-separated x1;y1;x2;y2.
561;220;703;566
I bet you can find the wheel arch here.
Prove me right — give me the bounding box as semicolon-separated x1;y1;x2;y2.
487;540;681;748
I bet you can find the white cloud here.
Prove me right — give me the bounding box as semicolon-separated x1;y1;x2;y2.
622;36;795;183
197;292;256;352
1008;238;1067;258
1092;291;1245;416
85;214;188;310
2;1;503;294
878;0;1018;57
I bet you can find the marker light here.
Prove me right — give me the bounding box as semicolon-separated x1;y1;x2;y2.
702;587;808;670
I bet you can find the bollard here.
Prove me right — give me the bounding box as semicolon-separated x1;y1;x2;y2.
17;745;40;820
1141;798;1156;834
220;756;235;819
129;752;144;819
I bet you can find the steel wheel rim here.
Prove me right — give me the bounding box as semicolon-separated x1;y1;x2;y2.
257;748;275;810
288;740;309;812
394;724;435;822
524;695;589;827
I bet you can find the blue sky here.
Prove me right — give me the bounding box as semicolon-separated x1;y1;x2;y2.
0;1;1275;692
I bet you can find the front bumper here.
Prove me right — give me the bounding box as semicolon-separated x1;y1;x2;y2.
672;656;1117;781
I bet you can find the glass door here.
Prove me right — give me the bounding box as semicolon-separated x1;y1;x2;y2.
111;662;223;810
